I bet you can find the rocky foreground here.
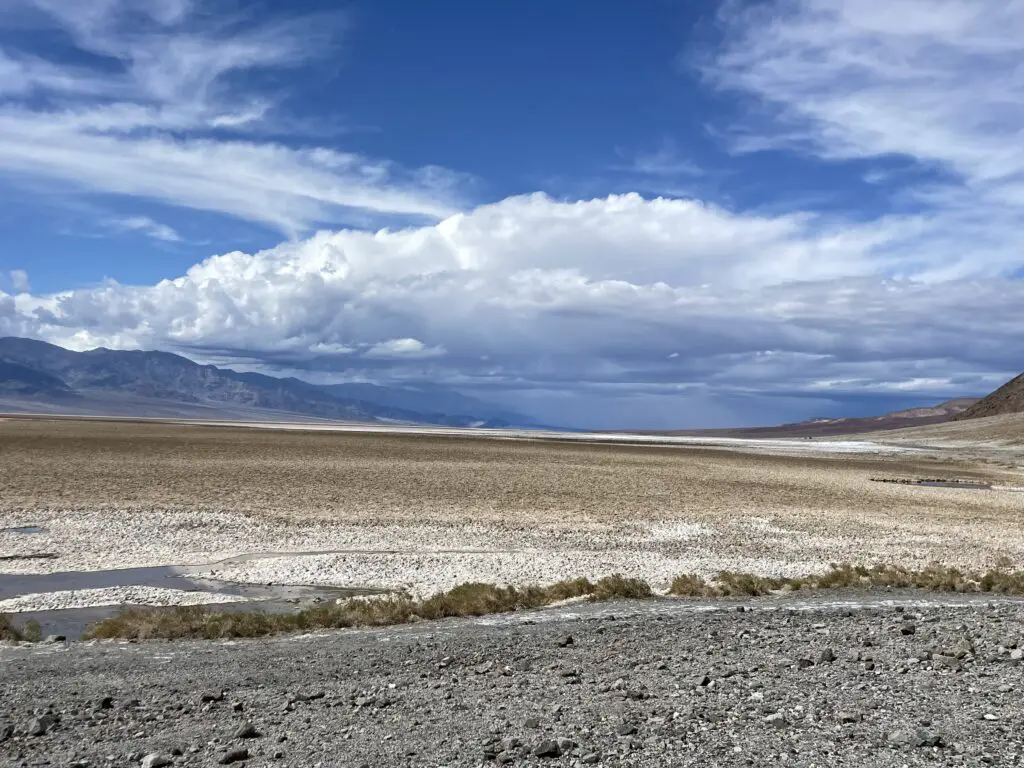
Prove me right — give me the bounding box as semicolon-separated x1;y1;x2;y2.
1;596;1023;767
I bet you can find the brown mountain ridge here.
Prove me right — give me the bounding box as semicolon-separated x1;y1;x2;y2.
956;372;1024;420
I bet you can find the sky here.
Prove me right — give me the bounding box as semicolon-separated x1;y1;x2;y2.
0;0;1022;429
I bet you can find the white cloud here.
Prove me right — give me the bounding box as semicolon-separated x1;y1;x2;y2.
365;339;447;359
712;0;1024;180
612;140;703;178
0;1;1021;427
0;0;463;233
8;269;29;292
111;216;182;242
2;194;1021;418
708;0;1024;279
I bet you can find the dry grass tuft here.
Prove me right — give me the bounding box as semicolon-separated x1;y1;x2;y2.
667;562;1024;597
592;574;653;601
0;614;22;642
84;575;648;641
666;573;716;597
713;571;791;596
79;561;1024;641
0;614;40;642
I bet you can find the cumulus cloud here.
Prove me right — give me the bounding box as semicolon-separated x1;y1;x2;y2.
365;339;447;360
1;0;1021;427
0;0;463;233
3;194;1022;425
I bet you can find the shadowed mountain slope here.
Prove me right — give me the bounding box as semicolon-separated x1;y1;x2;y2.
0;337;533;427
956;372;1024;420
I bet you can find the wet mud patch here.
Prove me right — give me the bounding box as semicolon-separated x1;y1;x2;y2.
0;525;45;534
870;477;993;490
0;553;58;562
0;563;386;639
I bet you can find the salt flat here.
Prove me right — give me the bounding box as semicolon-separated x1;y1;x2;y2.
1;417;1021;610
0;586;246;613
198;418;916;455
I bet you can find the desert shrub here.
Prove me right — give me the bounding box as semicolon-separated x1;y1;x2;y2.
0;615;40;642
83;560;1024;641
665;561;1024;600
715;571;787;596
21;619;41;642
812;563;867;589
978;567;1024;594
84;574;658;640
0;614;23;642
545;577;596;602
591;574;652;601
667;573;715;597
418;583;523;619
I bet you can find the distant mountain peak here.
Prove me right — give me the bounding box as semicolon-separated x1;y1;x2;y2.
0;337;538;428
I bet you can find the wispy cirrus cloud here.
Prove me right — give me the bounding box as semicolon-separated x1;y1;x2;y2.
711;0;1024;181
8;269;29;293
707;0;1024;280
109;216;182;243
0;0;465;234
612;139;703;178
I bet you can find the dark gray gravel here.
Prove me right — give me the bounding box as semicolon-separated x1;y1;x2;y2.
1;596;1023;767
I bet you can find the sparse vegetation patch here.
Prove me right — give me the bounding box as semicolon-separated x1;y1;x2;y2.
668;562;1024;597
83;575;651;641
77;562;1024;641
0;614;40;642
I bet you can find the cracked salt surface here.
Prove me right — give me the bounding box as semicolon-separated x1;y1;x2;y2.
197;549;830;600
1;429;1018;611
0;586;248;613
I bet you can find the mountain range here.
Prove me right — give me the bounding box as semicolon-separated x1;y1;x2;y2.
0;337;536;428
1;336;1020;434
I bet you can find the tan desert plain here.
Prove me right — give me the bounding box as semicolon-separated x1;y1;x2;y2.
1;408;1023;629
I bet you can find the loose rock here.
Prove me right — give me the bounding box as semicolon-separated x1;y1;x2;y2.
232;723;261;740
219;748;249;764
26;714;55;737
533;739;561;758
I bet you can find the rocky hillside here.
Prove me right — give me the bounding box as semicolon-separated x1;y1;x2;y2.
957;372;1024;420
655;397;979;438
0;337;530;427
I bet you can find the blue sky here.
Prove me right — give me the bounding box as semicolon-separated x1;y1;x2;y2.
0;0;1022;428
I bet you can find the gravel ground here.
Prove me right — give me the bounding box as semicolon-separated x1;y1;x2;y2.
2;595;1023;767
